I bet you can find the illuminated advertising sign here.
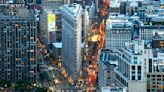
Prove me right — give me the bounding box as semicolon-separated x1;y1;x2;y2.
48;14;56;32
152;40;164;48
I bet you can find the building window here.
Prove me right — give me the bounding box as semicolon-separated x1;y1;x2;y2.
132;76;135;80
132;66;135;70
157;75;161;77
134;57;137;60
138;76;141;80
149;59;152;72
134;61;137;64
138;66;141;71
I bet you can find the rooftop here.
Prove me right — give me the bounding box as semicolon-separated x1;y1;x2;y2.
99;49;110;65
124;40;144;55
144;40;152;49
128;1;138;7
153;47;164;57
0;4;37;19
102;87;127;92
152;16;164;22
42;2;63;10
106;16;133;29
140;25;164;29
52;42;62;48
84;0;92;6
62;3;81;18
110;0;120;8
112;22;133;29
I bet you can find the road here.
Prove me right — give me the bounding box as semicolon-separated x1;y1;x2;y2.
36;0;110;91
37;37;74;91
84;0;109;91
85;19;106;92
37;37;58;91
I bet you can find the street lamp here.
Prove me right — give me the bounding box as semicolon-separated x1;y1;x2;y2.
33;83;36;87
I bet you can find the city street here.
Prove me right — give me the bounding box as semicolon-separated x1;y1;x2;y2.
37;37;74;91
36;0;109;91
1;1;163;92
84;19;106;92
83;0;109;91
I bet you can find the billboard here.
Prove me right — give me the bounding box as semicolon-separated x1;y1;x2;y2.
48;14;56;32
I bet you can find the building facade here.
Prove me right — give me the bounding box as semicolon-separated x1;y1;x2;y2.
60;3;82;81
106;18;133;50
0;4;38;82
101;87;127;92
146;48;164;92
39;2;62;47
139;26;164;41
114;40;146;92
147;73;164;92
98;49;110;91
82;8;89;42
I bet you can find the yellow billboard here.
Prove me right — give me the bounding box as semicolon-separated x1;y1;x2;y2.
48;14;56;32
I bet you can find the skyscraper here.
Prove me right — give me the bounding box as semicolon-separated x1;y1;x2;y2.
60;3;82;81
0;4;38;82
